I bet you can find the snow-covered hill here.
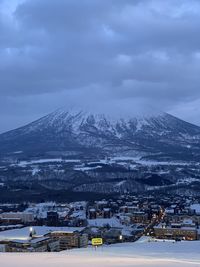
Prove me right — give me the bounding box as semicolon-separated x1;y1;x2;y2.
1;108;200;161
0;238;200;267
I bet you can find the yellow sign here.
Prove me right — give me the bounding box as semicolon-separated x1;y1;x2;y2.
92;238;103;246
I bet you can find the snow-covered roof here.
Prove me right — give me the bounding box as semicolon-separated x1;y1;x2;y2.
0;226;86;241
190;204;200;215
87;217;123;228
165;208;174;214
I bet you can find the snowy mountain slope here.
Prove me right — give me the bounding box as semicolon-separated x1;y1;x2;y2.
1;108;200;160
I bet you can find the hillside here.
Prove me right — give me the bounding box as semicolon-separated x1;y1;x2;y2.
0;238;200;267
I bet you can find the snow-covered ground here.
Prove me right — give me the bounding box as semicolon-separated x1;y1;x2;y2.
0;238;200;267
13;158;81;167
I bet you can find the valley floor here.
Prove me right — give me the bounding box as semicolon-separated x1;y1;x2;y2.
0;238;200;267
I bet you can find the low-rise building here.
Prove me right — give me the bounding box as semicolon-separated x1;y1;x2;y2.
7;237;59;252
0;244;6;252
46;212;59;226
102;229;122;244
131;212;149;224
154;223;198;241
166;213;200;224
0;212;34;224
49;231;88;250
0;226;88;252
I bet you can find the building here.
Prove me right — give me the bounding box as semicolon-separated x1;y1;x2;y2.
46;212;59;226
103;208;112;218
7;237;59;252
154;223;198;241
49;231;88;250
130;212;149;224
102;229;122;244
0;212;34;224
0;244;6;252
0;226;88;252
166;213;200;225
119;206;139;213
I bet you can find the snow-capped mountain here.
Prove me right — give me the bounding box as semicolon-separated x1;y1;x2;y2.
1;108;200;161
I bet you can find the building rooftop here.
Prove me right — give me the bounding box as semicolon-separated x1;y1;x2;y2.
0;226;86;242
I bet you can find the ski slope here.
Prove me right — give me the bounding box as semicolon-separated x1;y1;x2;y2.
0;238;200;267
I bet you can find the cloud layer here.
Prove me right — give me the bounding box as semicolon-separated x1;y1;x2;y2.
1;0;200;132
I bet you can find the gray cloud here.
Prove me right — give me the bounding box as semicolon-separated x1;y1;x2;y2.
1;0;200;132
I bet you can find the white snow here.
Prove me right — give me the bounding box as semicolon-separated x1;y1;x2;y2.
15;159;81;167
190;204;200;215
136;117;150;131
74;166;102;171
71;210;86;219
110;156;190;166
0;238;200;266
31;167;40;175
115;180;126;187
12;151;23;154
88;217;123;228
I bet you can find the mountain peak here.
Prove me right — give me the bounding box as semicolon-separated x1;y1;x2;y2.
0;107;200;161
48;105;165;123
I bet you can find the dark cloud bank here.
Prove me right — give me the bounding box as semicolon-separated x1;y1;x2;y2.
1;0;200;132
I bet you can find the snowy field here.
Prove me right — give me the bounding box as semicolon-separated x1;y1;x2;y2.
0;238;200;267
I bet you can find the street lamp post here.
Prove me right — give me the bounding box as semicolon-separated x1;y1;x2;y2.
29;227;34;238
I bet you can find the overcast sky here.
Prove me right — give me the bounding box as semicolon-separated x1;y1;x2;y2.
1;0;200;132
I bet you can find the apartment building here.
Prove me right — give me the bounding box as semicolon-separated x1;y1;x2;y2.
154;222;198;241
49;231;88;250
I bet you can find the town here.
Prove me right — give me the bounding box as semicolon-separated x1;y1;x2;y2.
0;193;199;252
